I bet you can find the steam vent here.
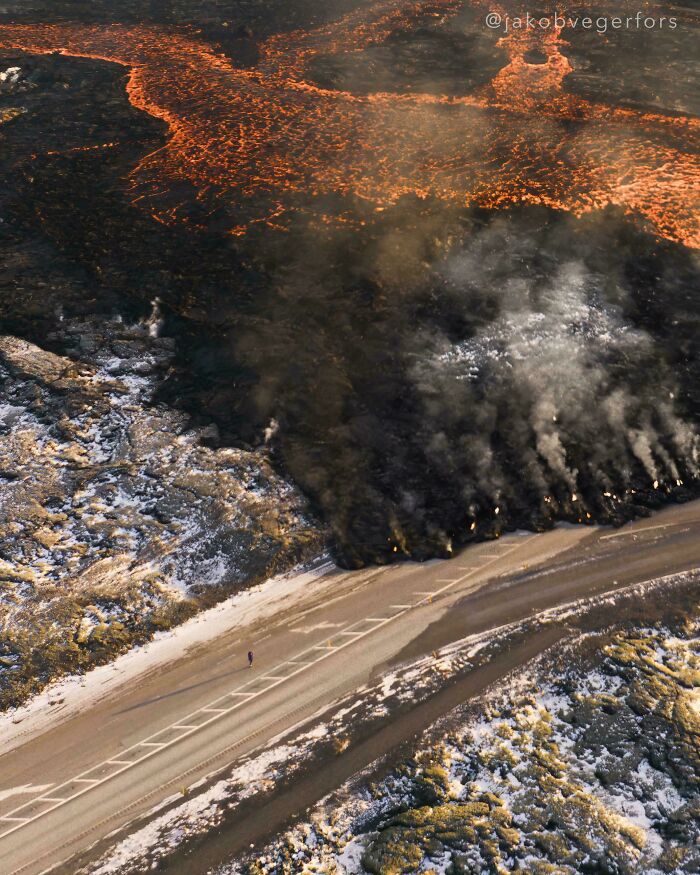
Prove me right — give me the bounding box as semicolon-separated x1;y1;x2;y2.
0;2;699;874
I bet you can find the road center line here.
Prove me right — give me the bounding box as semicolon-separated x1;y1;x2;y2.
0;536;538;842
600;524;670;540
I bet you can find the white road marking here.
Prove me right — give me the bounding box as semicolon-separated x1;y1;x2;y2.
0;785;54;803
0;535;539;842
289;622;343;634
600;524;670;540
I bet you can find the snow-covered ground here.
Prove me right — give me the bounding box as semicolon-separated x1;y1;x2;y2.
74;570;700;875
237;619;700;875
0;314;320;711
75;620;531;873
0;556;335;752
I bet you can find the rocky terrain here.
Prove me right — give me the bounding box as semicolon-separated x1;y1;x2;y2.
240;613;700;874
0;0;698;708
0;59;324;710
0;312;320;710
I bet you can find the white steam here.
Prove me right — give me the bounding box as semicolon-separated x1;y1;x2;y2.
416;258;697;508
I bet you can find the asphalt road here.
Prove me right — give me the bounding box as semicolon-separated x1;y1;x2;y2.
1;501;700;874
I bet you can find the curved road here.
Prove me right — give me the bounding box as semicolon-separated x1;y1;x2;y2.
1;501;699;874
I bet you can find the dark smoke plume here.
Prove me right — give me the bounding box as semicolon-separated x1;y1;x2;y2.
4;1;697;570
236;202;700;566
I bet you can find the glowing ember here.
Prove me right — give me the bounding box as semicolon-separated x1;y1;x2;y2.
0;0;697;245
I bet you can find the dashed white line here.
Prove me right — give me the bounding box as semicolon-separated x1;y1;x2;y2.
0;535;538;843
600;524;670;540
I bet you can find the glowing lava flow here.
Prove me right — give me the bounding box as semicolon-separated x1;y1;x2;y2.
0;0;698;245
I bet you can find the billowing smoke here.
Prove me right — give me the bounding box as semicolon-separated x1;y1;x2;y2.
5;0;696;570
414;254;694;505
236;203;700;566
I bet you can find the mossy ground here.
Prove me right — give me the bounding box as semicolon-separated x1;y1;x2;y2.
241;613;700;875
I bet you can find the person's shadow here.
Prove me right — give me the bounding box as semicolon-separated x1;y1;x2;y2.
113;667;250;715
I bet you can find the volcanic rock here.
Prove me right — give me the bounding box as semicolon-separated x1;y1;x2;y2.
0;313;321;709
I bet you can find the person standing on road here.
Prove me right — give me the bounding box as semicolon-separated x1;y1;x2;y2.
248;650;254;668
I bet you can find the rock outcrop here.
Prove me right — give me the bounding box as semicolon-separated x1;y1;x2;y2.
0;314;321;709
243;617;700;875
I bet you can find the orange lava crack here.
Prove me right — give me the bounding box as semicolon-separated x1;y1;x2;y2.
1;0;698;245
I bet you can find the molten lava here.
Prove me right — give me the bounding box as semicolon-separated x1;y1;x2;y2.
1;0;698;245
